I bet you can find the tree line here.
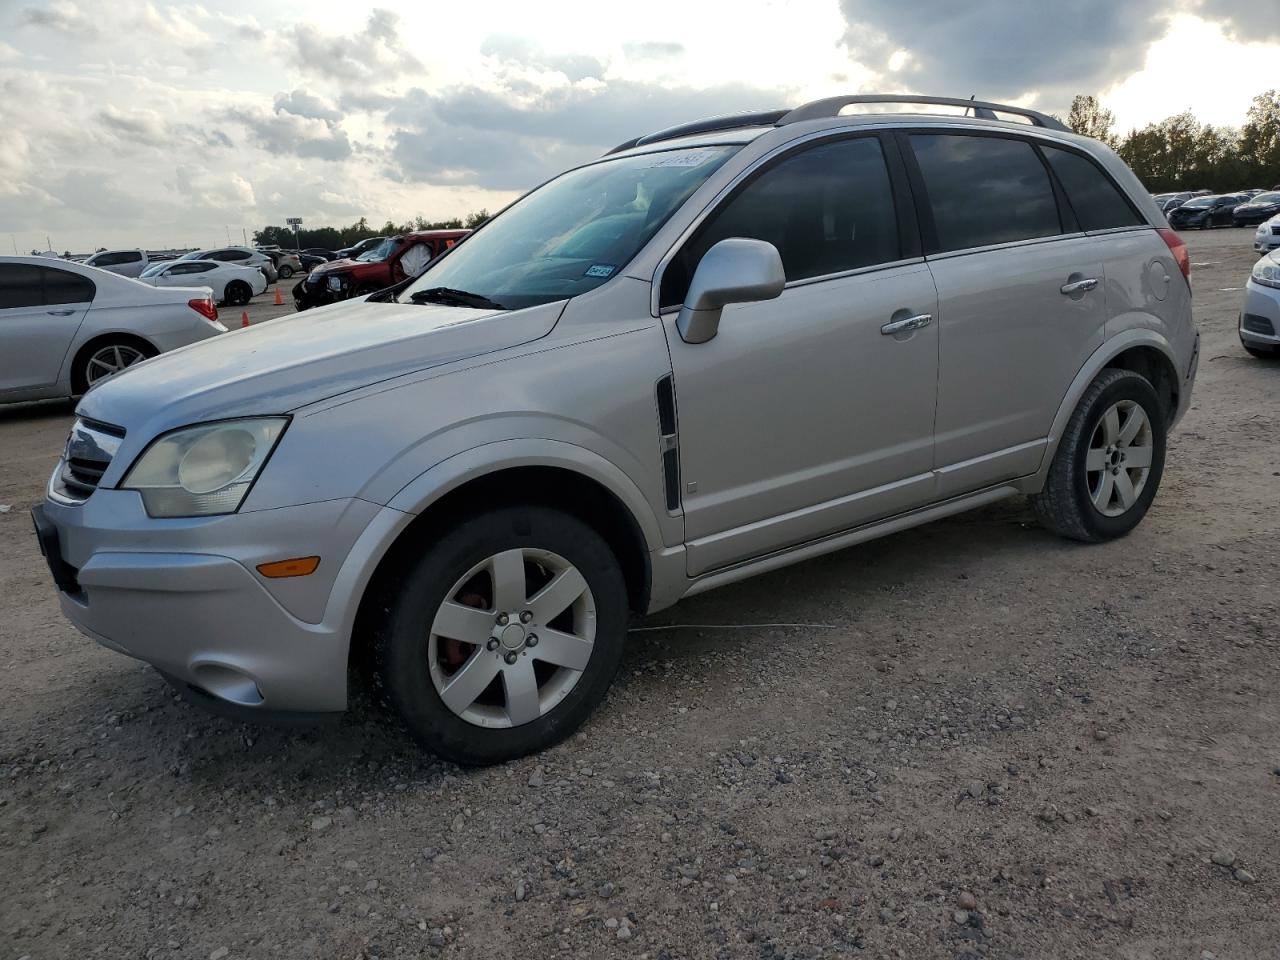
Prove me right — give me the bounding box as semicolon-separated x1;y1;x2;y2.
1065;90;1280;193
254;210;490;251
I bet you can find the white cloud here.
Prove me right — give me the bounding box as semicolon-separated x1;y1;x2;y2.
2;0;1277;253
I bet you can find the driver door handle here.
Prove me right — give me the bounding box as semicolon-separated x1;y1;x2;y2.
47;309;76;316
1060;278;1099;295
880;313;932;335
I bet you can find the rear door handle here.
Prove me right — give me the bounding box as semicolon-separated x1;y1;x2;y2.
47;309;76;316
880;313;932;335
1060;278;1099;295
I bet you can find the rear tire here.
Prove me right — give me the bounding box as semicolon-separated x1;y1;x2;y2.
371;506;629;765
223;280;252;306
72;337;156;394
278;265;294;279
1030;368;1167;543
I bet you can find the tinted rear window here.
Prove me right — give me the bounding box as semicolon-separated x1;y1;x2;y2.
0;264;94;308
1041;146;1142;232
910;134;1061;252
42;267;96;305
0;264;44;308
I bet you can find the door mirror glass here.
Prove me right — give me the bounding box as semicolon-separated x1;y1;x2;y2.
677;238;784;344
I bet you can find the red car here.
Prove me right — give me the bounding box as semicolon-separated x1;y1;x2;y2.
292;230;468;310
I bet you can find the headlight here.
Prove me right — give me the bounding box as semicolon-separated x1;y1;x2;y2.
1252;257;1280;289
327;275;343;292
120;418;288;517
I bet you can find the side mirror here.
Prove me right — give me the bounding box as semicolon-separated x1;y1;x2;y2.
676;238;785;344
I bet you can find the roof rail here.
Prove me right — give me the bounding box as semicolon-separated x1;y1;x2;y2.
778;95;1069;132
605;109;788;155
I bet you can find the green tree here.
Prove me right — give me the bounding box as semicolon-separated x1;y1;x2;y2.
1238;90;1280;186
1066;95;1117;146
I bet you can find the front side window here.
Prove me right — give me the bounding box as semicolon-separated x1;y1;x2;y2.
910;133;1061;252
661;136;900;307
400;145;739;310
1041;146;1142;232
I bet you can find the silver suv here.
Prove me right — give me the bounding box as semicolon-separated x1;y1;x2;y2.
34;96;1199;765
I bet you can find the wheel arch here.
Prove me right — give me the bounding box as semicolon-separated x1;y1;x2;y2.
1029;330;1180;491
348;446;663;675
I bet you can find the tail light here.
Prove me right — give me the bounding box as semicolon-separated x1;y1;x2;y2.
1157;228;1190;280
188;297;219;323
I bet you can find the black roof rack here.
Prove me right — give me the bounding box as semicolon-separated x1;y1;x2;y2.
777;94;1069;131
605;110;788;155
605;94;1069;156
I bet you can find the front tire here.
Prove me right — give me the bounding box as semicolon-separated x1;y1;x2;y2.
372;506;629;765
1030;368;1167;543
278;265;294;279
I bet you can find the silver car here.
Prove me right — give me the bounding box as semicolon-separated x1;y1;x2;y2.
1240;250;1280;358
1;256;227;404
34;96;1199;765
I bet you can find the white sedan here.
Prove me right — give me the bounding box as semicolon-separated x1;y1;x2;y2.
0;256;227;404
139;259;267;306
1254;214;1280;254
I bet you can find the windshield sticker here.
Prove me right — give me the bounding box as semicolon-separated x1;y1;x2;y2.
584;264;616;278
643;151;710;168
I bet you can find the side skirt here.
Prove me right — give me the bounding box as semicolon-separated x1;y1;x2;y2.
682;482;1020;599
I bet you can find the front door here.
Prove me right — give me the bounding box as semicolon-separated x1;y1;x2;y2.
658;134;940;576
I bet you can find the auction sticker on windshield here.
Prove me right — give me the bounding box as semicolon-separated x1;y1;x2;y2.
643;151;713;168
584;264;616;278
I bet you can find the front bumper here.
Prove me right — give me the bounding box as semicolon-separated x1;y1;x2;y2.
292;278;348;310
36;486;395;714
1240;280;1280;347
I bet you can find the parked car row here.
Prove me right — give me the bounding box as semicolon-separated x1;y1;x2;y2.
292;230;467;310
1151;187;1280;231
0;255;226;404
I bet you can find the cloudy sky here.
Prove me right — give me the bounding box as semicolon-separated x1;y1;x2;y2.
2;0;1276;253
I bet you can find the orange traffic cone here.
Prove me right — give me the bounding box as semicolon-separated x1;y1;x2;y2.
241;311;250;328
273;287;284;306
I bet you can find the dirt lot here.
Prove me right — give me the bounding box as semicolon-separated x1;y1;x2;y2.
1;233;1277;960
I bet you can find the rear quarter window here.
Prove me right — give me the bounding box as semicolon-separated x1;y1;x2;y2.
1041;146;1143;232
41;267;95;305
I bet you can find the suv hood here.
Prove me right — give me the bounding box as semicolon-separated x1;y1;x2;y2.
313;258;366;275
77;297;565;435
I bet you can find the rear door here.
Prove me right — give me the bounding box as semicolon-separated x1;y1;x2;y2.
905;131;1108;497
0;264;94;393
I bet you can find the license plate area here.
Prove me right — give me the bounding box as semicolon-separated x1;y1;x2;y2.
31;506;82;594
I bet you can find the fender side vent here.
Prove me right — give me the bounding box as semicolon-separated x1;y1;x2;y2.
655;375;680;511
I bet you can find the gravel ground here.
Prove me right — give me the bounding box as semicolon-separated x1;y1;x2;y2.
1;231;1277;960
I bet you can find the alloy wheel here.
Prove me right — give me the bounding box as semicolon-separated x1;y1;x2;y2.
427;548;596;728
1086;399;1154;517
86;343;147;384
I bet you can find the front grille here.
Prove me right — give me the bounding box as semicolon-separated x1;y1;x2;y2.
55;418;124;502
1242;314;1276;337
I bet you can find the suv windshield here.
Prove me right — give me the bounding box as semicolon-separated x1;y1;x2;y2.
358;238;399;262
400;145;739;310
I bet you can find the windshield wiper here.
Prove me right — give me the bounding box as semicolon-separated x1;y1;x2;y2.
406;287;505;310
